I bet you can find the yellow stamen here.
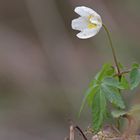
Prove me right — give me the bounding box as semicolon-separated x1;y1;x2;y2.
88;23;97;29
88;15;93;20
87;15;97;29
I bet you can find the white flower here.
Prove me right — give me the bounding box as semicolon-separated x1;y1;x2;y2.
71;6;102;39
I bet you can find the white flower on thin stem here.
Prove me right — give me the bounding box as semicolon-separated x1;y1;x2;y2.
71;6;102;39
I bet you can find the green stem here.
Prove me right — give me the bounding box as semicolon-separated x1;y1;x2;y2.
103;24;121;130
116;118;120;130
102;24;121;75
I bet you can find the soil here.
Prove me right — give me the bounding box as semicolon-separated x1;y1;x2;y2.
66;125;140;140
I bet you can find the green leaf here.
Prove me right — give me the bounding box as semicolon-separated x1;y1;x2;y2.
132;63;140;69
87;86;99;107
79;85;98;117
103;77;124;89
118;62;124;70
120;76;129;89
92;89;107;133
112;104;140;120
89;79;97;88
111;109;127;118
101;85;125;109
95;64;114;81
79;63;126;132
130;68;140;90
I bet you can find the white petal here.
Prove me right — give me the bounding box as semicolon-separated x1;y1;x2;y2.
74;6;99;17
76;28;100;39
71;17;88;31
72;6;102;39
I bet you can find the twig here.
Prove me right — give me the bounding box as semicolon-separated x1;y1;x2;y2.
70;125;74;140
114;70;130;77
74;125;88;140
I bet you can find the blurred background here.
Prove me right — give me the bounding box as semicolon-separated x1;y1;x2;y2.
0;0;140;139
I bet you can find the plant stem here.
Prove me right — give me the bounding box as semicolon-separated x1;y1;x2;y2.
103;24;121;75
116;118;120;131
74;126;88;140
70;125;74;140
103;24;122;130
114;70;130;77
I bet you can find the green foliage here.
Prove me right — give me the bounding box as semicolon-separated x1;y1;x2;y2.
80;62;140;133
95;64;115;81
132;63;140;69
111;109;127;118
130;65;140;90
79;64;127;133
79;85;98;116
120;76;129;89
92;89;107;132
103;77;125;90
118;62;124;70
112;104;140;120
101;85;125;109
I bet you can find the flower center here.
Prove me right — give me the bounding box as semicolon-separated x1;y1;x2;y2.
87;15;97;29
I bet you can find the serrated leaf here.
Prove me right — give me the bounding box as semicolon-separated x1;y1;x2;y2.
89;79;97;88
92;89;107;133
101;85;125;109
120;76;129;89
79;63;126;132
87;86;99;107
79;85;98;117
103;77;124;89
95;64;114;81
111;110;127;118
132;63;140;69
106;66;115;76
130;68;140;90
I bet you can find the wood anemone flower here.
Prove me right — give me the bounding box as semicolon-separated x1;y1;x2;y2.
71;6;102;39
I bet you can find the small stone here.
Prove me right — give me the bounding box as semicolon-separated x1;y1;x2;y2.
92;135;99;140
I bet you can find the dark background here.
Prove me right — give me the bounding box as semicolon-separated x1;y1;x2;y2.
0;0;139;139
